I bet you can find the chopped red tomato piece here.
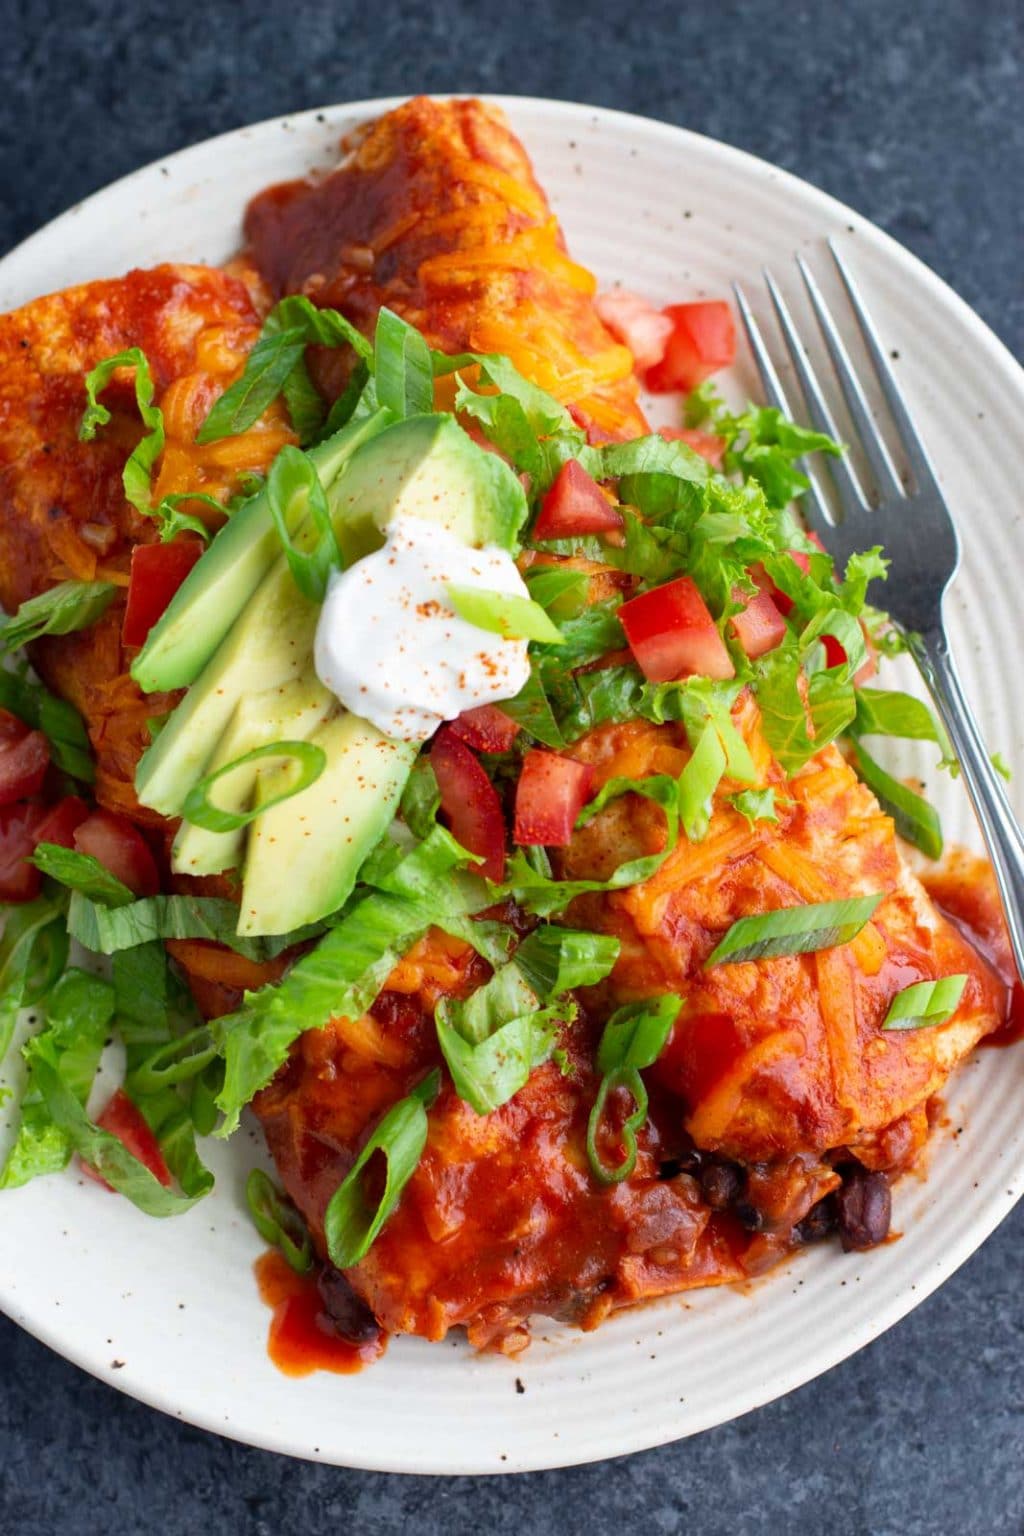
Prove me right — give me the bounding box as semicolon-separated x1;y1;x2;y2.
0;800;48;902
729;587;788;660
122;538;203;649
753;533;831;616
33;795;90;849
646;301;736;393
73;810;160;896
619;576;735;683
82;1089;172;1190
657;426;726;469
595;290;673;372
514;750;595;847
431;726;507;882
533;461;623;541
0;712;50;806
822;624;878;685
449;704;521;754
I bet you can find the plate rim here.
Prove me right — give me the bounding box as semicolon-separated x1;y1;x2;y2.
2;91;1023;1476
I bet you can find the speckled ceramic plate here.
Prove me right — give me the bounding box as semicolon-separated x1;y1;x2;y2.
1;96;1023;1475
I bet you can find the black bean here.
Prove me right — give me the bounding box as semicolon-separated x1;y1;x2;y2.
732;1201;765;1232
837;1169;891;1252
795;1193;838;1245
316;1266;381;1345
700;1161;744;1210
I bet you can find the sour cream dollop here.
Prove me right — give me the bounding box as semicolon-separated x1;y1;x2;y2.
314;513;531;741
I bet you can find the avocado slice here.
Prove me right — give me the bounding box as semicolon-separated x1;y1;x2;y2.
134;548;319;817
171;674;336;878
132;409;393;694
331;414;528;565
239;712;417;935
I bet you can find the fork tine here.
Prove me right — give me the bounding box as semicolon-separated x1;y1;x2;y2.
796;256;905;501
828;239;941;495
732;281;835;540
762;269;870;518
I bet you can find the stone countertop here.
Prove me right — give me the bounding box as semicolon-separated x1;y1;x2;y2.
2;1;1022;1530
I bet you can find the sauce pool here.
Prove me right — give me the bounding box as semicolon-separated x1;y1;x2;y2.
255;1251;386;1376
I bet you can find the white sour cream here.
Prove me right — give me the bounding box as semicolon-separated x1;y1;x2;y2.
314;513;531;741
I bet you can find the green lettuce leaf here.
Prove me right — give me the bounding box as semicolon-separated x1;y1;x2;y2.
0;969;115;1188
0;581;115;656
0;666;94;781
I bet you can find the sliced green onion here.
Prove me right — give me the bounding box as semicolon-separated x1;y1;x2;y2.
182;739;326;834
706;893;883;967
595;995;682;1077
266;445;342;602
882;974;968;1032
447;585;564;643
324;1068;440;1268
678;722;727;842
130;1026;217;1093
586;997;681;1186
374;307;434;418
198;334;306;445
851;740;943;860
586;1067;647;1185
189;1058;225;1140
246;1167;313;1273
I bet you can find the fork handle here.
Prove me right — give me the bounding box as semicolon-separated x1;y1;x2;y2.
910;626;1024;980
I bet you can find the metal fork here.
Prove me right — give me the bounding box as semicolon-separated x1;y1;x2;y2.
734;243;1024;979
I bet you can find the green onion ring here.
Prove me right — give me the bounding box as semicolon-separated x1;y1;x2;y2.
182;739;327;834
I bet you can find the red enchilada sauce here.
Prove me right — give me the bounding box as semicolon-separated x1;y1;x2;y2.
920;850;1024;1045
255;1251;386;1376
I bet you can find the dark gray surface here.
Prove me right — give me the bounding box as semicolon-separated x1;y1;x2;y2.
2;0;1023;1530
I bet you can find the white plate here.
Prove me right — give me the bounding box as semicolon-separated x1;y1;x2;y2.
1;96;1023;1476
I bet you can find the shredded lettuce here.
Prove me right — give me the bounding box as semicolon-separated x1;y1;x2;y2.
0;970;115;1188
514;926;620;996
435;963;569;1115
0;581;115;656
67;891;317;961
211;827;482;1134
0;665;94;782
0;894;70;1065
32;844;134;907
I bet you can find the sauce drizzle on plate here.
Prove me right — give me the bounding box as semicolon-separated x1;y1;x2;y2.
255;1251;386;1376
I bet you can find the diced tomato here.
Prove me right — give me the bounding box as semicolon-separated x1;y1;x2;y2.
449;704;521;754
646;301;736;393
431;726;507;882
514;750;596;847
595;290;674;372
533;461;623;541
73;810;160;896
754;532;830;616
729;587;788;660
122;539;203;649
657;426;726;469
33;795;90;849
822;623;878;685
81;1089;172;1190
619;576;735;683
0;716;50;806
0;800;48;902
